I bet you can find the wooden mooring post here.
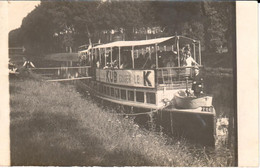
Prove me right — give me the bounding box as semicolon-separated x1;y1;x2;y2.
170;112;174;135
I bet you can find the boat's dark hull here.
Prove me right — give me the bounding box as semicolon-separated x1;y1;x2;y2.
155;110;216;146
128;106;216;147
76;80;216;147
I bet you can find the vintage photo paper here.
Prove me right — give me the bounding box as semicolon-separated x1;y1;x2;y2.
236;1;258;166
0;1;10;166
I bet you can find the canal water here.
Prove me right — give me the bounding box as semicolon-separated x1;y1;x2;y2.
204;75;235;118
204;75;235;147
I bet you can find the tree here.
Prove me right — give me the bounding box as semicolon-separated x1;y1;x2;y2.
9;28;22;47
20;3;56;55
11;1;235;58
200;1;235;53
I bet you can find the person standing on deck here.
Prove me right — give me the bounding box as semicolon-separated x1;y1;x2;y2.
135;53;145;69
192;66;204;97
182;44;199;78
183;44;198;67
185;55;198;67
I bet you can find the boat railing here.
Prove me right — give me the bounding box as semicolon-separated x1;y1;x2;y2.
78;44;89;52
31;66;91;79
156;66;197;85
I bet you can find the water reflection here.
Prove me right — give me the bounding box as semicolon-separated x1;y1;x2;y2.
204;75;235;118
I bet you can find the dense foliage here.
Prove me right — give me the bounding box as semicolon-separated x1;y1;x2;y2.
9;1;235;56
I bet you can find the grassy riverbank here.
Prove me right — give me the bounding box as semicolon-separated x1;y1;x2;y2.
10;74;234;166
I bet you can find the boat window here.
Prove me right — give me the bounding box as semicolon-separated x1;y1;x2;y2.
114;88;120;98
146;92;156;104
95;49;99;68
95;83;98;91
111;87;115;97
119;49;132;69
121;89;126;100
100;49;105;69
134;50;146;69
103;86;107;94
99;84;103;93
93;49;99;68
128;90;134;101
112;48;119;69
134;47;157;69
106;86;110;96
136;91;144;103
104;48;113;69
158;50;178;68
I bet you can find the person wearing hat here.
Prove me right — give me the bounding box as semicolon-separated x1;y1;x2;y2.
184;44;191;55
192;66;204;97
181;44;199;67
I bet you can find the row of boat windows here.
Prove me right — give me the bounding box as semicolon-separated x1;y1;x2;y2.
93;83;156;104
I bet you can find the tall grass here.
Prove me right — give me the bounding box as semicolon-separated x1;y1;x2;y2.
10;74;234;166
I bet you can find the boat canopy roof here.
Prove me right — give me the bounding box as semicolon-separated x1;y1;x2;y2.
79;49;89;53
93;36;173;49
92;36;199;49
79;43;102;53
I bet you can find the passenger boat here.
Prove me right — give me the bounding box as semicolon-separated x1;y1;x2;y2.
78;36;216;146
78;36;213;110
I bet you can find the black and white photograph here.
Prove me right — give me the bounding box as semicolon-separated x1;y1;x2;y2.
0;0;258;167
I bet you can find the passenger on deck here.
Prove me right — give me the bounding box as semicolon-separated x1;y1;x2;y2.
165;56;177;82
161;51;177;67
121;52;132;69
100;55;105;68
182;44;198;67
119;63;124;69
119;55;125;69
185;54;198;67
172;50;178;66
142;52;151;69
79;54;85;66
183;44;191;57
158;50;164;67
112;52;119;69
96;60;100;68
192;66;204;97
121;61;131;69
135;53;145;69
107;53;111;66
103;62;111;69
112;60;118;69
150;53;156;68
120;51;132;69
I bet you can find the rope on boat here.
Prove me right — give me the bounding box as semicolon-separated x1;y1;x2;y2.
115;103;171;116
